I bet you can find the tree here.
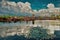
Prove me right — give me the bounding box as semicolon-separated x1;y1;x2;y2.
28;27;52;40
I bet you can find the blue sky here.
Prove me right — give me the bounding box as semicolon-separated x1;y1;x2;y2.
7;0;60;10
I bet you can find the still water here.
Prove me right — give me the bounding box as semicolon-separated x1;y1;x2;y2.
0;21;32;27
0;20;60;27
0;20;60;34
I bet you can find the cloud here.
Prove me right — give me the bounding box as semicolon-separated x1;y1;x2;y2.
1;0;34;14
47;3;55;9
7;2;17;7
37;3;60;16
1;0;21;14
0;0;60;16
17;2;32;13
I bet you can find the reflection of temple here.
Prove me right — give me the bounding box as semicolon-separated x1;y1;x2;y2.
31;14;35;24
0;26;30;37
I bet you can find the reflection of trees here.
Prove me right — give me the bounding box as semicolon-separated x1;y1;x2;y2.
56;15;60;19
50;14;57;20
51;14;60;19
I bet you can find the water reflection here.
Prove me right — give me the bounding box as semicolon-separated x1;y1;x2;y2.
0;21;32;27
0;20;60;27
0;20;60;35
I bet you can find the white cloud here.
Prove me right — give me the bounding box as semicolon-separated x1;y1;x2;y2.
17;2;32;13
1;0;38;14
0;0;60;16
47;3;55;9
7;2;17;7
38;3;60;16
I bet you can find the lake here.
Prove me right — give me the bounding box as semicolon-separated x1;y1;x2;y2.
0;20;60;34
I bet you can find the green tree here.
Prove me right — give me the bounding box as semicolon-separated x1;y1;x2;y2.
28;27;53;40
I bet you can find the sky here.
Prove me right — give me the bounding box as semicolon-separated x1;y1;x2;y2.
6;0;60;10
0;0;60;10
0;0;60;16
